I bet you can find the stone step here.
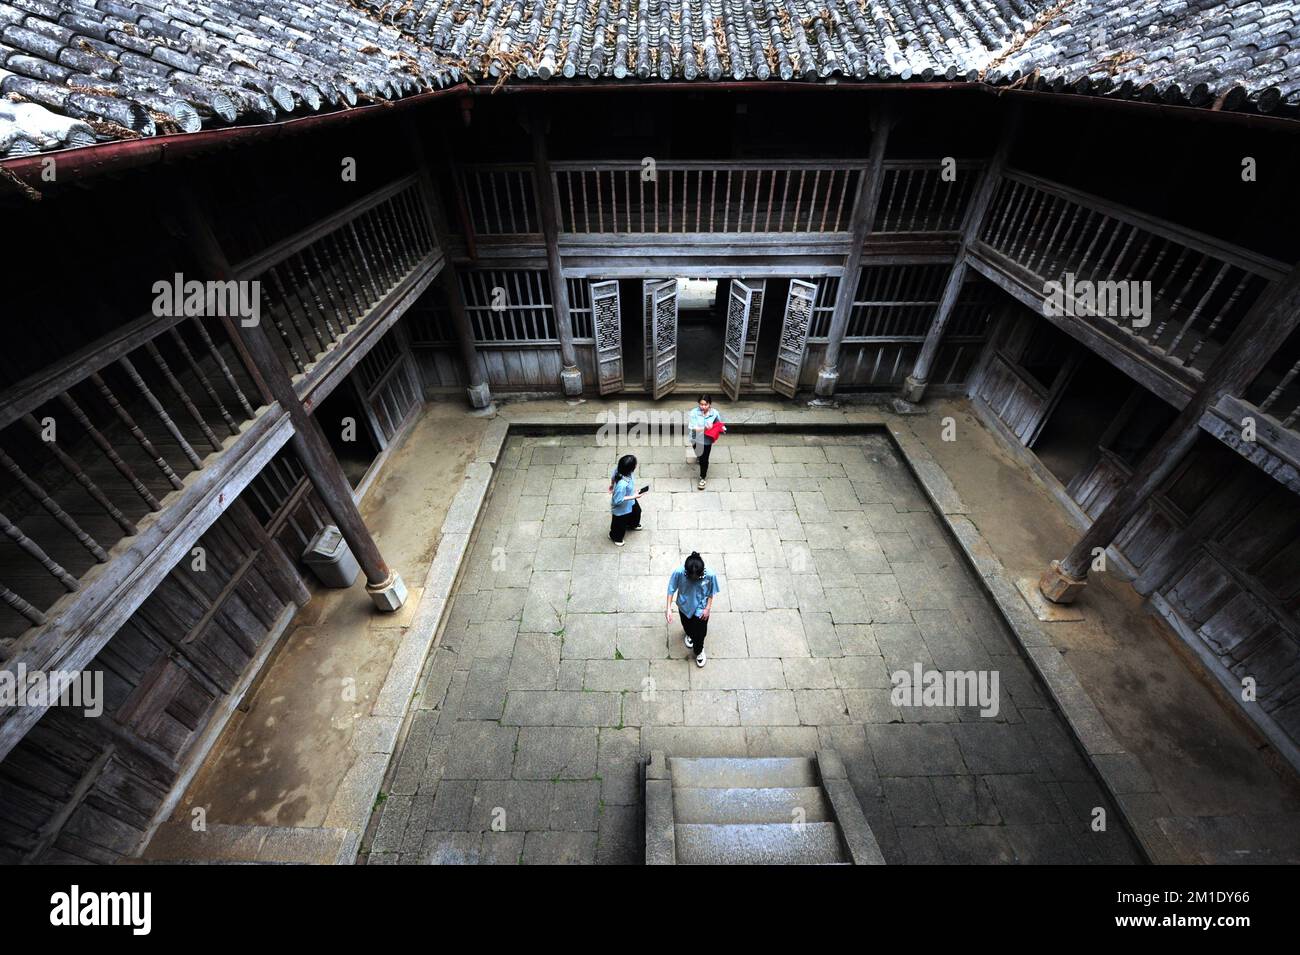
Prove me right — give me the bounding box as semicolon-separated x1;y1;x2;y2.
669;756;817;790
675;822;847;865
673;786;833;825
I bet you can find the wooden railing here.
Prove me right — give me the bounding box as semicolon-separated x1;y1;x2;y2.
975;170;1288;381
232;176;438;378
551;161;865;234
457;164;538;235
873;160;983;234
0;313;262;646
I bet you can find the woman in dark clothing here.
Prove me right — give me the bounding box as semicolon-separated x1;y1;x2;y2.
609;454;644;546
666;551;720;667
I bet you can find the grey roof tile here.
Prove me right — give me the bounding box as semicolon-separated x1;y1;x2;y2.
0;0;1296;158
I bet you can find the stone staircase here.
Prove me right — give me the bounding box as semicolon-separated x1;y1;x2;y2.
645;750;885;865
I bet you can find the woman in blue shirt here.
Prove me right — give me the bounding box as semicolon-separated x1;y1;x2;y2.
666;551;720;667
687;394;724;490
609;453;644;546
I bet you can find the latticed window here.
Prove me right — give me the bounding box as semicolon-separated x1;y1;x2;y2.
457;270;556;343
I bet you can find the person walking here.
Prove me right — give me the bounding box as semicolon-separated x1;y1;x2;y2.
687;394;725;489
609;454;645;546
666;551;720;667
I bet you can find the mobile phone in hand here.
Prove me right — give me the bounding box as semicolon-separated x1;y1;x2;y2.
640;485;650;494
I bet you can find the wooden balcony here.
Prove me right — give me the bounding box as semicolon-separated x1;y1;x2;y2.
0;176;443;759
967;169;1289;411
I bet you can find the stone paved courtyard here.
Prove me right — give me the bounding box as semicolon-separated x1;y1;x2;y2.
366;430;1143;864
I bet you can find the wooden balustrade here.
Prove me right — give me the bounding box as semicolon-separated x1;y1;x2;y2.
976;170;1288;380
232;176;438;378
873;161;983;234
0;317;263;647
458;164;537;235
551;161;864;234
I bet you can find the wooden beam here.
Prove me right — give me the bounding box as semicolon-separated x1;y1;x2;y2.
903;105;1019;403
176;196;409;614
815;103;894;397
529;111;583;396
1040;261;1300;603
405;118;492;409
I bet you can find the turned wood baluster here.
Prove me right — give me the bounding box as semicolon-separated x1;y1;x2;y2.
292;250;341;344
1015;189;1049;263
1184;268;1249;368
0;447;107;562
327;231;369;317
260;272;308;372
90;370;186;489
1030;197;1068;274
346;221;383;302
1258;354;1300;421
144;341;222;452
37;402;150;522
118;356;203;469
879;167;901;231
1168;260;1228;356
268;264;326;357
0;509;78;591
364;207;401;286
307;245;350;338
168;325;239;434
1156;253;1209;347
989;180;1023;249
1;583;45;626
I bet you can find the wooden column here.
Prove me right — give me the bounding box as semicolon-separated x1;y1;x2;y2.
178;197;408;612
902;106;1020;403
442;266;492;408
405;119;493;410
816;104;894;397
530;113;583;396
1040;261;1300;603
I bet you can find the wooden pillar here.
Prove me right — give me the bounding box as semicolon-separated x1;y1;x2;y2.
816;104;894;397
902;106;1020;404
178;197;408;612
405;118;493;410
1040;262;1300;603
442;265;492;409
530;113;583;396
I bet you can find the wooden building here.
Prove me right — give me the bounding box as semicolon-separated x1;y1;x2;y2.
1;0;1299;862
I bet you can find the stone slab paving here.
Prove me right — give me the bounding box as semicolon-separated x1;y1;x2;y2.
369;431;1142;865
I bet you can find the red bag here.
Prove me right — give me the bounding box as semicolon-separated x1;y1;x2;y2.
704;420;726;441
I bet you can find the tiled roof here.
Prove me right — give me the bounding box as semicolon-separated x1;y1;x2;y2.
1;0;1296;159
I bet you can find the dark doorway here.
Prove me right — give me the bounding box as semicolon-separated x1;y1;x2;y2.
618;277;645;387
313;383;381;489
1031;351;1134;486
674;278;723;385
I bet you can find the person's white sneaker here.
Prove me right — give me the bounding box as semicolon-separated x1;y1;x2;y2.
698;478;707;489
695;651;707;667
683;635;693;650
614;540;624;547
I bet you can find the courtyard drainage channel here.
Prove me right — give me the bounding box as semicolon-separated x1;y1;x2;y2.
363;417;1150;865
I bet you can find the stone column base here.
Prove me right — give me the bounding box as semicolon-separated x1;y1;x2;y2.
367;571;409;612
560;365;583;397
900;374;928;404
466;381;492;409
1038;559;1087;605
814;366;839;397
